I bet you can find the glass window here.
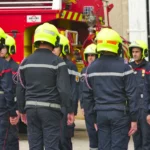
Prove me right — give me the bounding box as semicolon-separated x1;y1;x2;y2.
83;6;94;15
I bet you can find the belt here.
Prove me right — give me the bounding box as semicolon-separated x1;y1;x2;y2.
26;101;61;109
90;148;98;150
99;102;126;106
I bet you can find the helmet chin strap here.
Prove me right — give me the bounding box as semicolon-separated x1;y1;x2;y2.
5;53;9;59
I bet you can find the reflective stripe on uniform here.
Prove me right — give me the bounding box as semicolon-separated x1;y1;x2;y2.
68;69;81;77
26;101;61;109
90;148;98;150
123;70;134;75
88;70;134;78
19;62;66;70
81;73;86;77
14;97;17;102
0;91;4;94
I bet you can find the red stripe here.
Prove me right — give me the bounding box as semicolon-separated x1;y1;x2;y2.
133;68;150;75
64;11;69;19
0;69;12;76
134;68;145;71
70;12;74;20
12;71;17;75
145;71;150;74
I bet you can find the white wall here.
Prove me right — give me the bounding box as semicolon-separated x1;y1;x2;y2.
128;0;148;43
108;0;129;40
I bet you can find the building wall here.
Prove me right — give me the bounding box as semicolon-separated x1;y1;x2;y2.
128;0;148;43
106;0;129;40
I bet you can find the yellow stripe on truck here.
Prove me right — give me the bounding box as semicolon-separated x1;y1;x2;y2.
67;12;73;20
56;13;60;19
61;10;67;19
78;14;82;21
72;12;78;20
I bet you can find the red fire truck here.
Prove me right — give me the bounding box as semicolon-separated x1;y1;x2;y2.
0;0;129;68
0;0;129;121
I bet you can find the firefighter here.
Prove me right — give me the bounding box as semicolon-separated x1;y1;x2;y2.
16;23;74;150
0;27;17;149
53;34;79;150
82;28;137;150
129;40;150;150
0;34;20;150
80;43;98;150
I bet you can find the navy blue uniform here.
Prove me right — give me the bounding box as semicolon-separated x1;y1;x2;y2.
82;55;137;150
59;58;79;150
130;60;150;150
17;49;73;150
7;58;19;150
0;57;17;150
80;67;98;150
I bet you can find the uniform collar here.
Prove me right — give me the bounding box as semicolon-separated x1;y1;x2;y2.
8;57;13;63
131;59;148;68
100;54;119;59
63;57;69;62
35;48;52;54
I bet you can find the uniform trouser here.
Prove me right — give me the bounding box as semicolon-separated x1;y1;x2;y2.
133;109;150;150
97;110;130;150
85;113;98;150
19;121;27;133
0;114;19;150
26;108;62;150
7;124;19;150
59;108;75;150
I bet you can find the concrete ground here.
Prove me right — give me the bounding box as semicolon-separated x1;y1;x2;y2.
19;120;134;150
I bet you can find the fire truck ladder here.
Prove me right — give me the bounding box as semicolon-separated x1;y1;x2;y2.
0;0;62;10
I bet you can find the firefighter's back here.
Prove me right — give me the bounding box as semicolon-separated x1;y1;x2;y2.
20;48;64;107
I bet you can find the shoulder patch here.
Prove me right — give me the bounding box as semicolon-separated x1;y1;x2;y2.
75;75;80;82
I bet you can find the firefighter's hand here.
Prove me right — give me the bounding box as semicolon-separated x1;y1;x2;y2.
81;108;84;115
67;113;75;125
21;113;27;125
94;123;98;131
128;122;137;136
9;111;20;125
146;115;150;125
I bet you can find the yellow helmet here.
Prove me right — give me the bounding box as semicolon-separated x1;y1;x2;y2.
84;43;98;61
96;28;122;54
34;23;60;47
0;27;6;47
59;34;70;55
129;40;148;59
5;34;16;55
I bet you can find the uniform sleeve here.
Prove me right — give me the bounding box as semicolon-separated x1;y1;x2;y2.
57;60;73;113
79;69;85;109
16;61;26;114
124;64;137;121
12;62;19;110
69;64;80;115
1;61;17;117
144;66;150;114
82;68;96;123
